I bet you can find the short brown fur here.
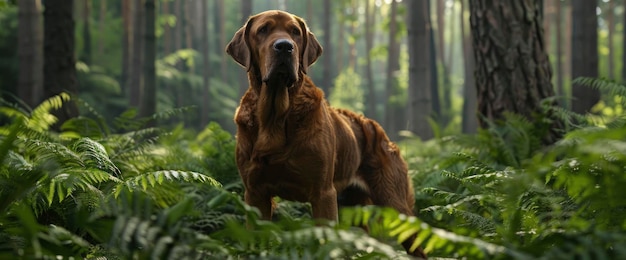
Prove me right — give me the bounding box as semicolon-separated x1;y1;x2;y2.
226;10;426;258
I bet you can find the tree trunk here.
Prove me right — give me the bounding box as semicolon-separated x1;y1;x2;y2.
129;0;144;108
429;4;441;119
162;0;172;55
201;0;211;128
469;0;562;144
140;0;156;119
81;0;92;65
607;0;615;79
121;0;132;98
623;0;626;82
564;1;572;109
97;0;106;56
239;0;253;97
571;0;599;114
18;0;44;108
43;0;79;128
555;0;564;101
364;0;377;120
436;0;445;66
321;0;333;94
461;0;477;134
407;0;433;139
384;0;403;139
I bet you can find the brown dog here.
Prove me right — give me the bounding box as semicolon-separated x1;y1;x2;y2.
226;10;426;258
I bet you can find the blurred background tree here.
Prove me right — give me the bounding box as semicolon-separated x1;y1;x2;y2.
0;0;620;140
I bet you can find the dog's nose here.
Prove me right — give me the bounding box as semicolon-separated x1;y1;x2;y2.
273;39;294;53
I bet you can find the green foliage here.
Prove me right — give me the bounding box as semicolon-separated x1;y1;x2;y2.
5;79;626;259
329;67;364;114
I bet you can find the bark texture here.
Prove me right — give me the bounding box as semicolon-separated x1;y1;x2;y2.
43;0;79;128
18;0;44;108
469;0;561;143
407;0;433;139
571;0;599;114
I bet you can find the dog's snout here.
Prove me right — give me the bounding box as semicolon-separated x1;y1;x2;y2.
273;39;294;53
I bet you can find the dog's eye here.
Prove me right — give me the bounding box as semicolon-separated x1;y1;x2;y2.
258;25;268;34
291;28;301;36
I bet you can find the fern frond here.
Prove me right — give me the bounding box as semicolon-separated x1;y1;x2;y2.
573;77;626;98
28;93;72;132
340;206;531;258
115;170;221;197
71;137;121;176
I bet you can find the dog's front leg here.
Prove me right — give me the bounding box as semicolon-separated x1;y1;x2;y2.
311;187;338;221
244;190;273;220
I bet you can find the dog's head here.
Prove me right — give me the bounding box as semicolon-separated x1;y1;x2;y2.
226;10;322;87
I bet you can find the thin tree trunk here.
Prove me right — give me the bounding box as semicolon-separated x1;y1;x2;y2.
322;0;332;94
121;0;132;97
608;0;615;79
556;0;564;101
364;0;377;119
184;0;193;51
43;0;79;128
461;0;477;133
239;0;253;97
442;1;456;125
348;0;357;70
623;0;626;82
571;0;599;114
163;0;172;55
173;0;183;107
564;1;572;109
407;0;433;139
436;0;445;66
140;0;156;119
129;0;144;108
428;0;441;118
469;0;562;144
97;0;106;56
384;0;402;139
217;0;227;84
81;0;92;64
18;0;44;108
201;0;211;128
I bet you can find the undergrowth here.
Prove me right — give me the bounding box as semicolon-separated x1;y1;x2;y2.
1;77;626;259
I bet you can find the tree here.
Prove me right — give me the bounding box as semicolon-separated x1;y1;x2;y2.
201;0;211;127
43;0;79;128
461;0;477;133
140;0;156;119
364;0;377;120
384;0;403;139
622;0;626;82
321;0;333;94
18;0;43;108
238;0;253;97
469;0;562;144
571;0;599;114
407;0;433;139
607;0;615;79
80;0;92;65
555;0;564;101
121;0;132;96
129;0;144;108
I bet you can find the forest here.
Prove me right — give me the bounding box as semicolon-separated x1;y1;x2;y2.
1;0;626;259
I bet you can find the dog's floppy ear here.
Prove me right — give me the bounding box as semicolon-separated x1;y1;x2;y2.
226;17;255;70
296;17;322;74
